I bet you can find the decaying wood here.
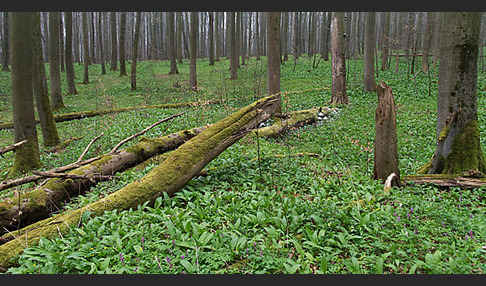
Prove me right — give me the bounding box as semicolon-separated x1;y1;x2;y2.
373;82;400;187
403;174;486;189
0;100;220;130
0;115;206;233
0;94;279;271
31;171;114;183
76;133;104;163
0;140;27;156
109;112;184;154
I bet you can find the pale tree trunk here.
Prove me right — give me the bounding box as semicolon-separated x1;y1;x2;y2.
49;12;64;110
176;12;183;63
82;12;89;84
364;12;377;92
373;82;400;186
215;12;220;61
9;12;41;176
424;12;486;175
256;12;261;60
189;12;198;90
230;12;237;80
168;12;178;74
381;12;390;71
422;12;434;73
110;12;117;71
64;12;77;94
282;12;288;62
59;13;65;72
130;12;142;91
97;12;106;75
1;12;9;71
90;12;95;64
119;12;127;76
208;12;215;65
32;12;60;148
266;12;281;113
330;12;348;105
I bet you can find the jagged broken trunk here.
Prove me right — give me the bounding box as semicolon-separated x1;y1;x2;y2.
420;12;486;175
373;82;400;186
0;95;278;271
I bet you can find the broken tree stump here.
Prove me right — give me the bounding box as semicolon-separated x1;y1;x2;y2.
373;82;400;187
0;94;279;271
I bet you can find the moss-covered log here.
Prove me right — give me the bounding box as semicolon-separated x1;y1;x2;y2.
403;174;486;189
0;95;278;271
250;107;334;138
0;100;220;130
0;125;208;234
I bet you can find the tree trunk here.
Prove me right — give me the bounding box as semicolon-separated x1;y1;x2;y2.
364;12;377;92
32;12;60;148
215;12;220;61
176;12;183;63
423;12;486;175
110;12;117;71
373;82;400;186
59;13;65;72
189;12;198;90
229;12;237;80
266;12;281;113
9;12;41;176
330;12;348;105
168;12;178;74
48;12;64;110
422;12;434;73
256;12;261;60
97;12;106;75
0;94;279;271
82;12;89;84
119;12;127;76
282;12;289;62
208;12;215;65
1;12;9;71
90;12;95;64
381;12;390;71
64;12;78;94
130;12;142;91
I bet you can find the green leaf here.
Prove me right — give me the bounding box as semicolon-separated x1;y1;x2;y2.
180;259;195;273
133;245;143;255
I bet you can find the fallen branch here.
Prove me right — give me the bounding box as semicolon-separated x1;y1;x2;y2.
402;174;486;189
0;140;27;157
109;112;184;154
31;171;114;183
0;100;220;130
0;94;279;271
76;133;104;163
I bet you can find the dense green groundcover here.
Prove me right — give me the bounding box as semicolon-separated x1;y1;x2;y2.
0;54;485;274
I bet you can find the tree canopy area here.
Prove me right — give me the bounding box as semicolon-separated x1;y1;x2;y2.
0;11;485;274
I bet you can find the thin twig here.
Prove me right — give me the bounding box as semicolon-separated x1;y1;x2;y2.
76;133;104;163
109;112;184;154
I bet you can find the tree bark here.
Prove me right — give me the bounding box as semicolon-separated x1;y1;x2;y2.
176;12;183;63
330;12;348;105
423;12;486;175
168;12;178;74
82;12;89;84
119;12;127;76
97;12;106;75
64;12;78;94
59;13;65;72
110;12;117;71
373;82;400;186
1;12;9;71
189;12;198;90
0;94;279;271
208;12;215;66
32;12;60;148
9;12;41;176
48;12;64;110
364;12;377;92
130;12;142;91
229;12;237;80
266;12;281;113
422;12;434;73
381;12;390;71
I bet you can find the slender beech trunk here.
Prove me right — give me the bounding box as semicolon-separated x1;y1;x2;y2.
48;12;64;110
110;12;117;71
267;12;281;113
118;12;127;76
364;12;377;92
168;12;178;74
9;12;41;176
256;12;261;60
131;12;142;90
1;12;9;71
208;12;215;65
176;12;183;63
82;12;89;84
189;12;198;90
64;12;77;94
282;12;289;62
59;13;65;72
424;12;486;175
90;12;95;64
215;12;220;61
381;12;390;71
32;12;60;148
422;12;434;73
330;12;347;105
98;12;106;75
229;12;237;80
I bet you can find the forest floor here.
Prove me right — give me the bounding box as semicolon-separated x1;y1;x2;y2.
0;55;485;274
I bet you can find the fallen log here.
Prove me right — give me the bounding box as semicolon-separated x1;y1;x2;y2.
0;94;278;271
251;106;335;138
0;100;220;130
0;116;206;234
0;140;27;157
402;174;486;189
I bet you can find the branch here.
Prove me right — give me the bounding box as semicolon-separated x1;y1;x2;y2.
0;140;27;156
31;171;114;183
76;133;104;163
109;112;184;154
